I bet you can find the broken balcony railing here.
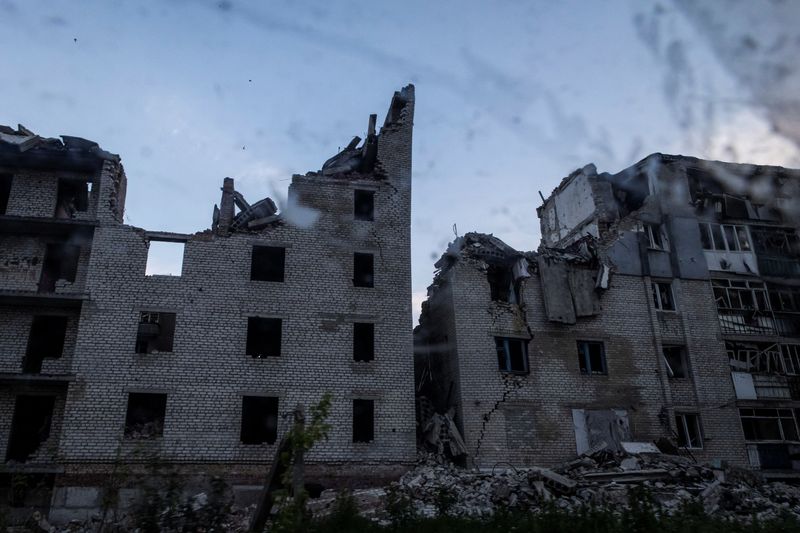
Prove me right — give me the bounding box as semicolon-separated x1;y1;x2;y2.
717;308;800;337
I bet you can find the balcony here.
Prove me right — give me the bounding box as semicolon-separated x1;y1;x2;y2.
757;255;800;278
718;309;800;338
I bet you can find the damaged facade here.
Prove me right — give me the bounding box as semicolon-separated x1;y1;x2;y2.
0;85;416;521
416;153;800;477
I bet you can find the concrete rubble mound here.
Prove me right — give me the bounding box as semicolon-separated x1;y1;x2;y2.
310;451;800;524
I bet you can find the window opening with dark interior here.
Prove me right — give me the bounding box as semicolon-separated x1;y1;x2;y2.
353;322;375;362
246;317;282;358
0;174;11;214
353;252;374;287
495;337;529;373
646;224;666;250
124;393;167;439
240;396;278;444
675;413;703;449
251;246;285;282
652;281;676;311
353;399;374;442
23;315;68;373
55;179;89;219
6;395;55;462
354;189;374;221
487;264;521;303
38;242;80;292
578;341;607;375
663;346;688;378
135;312;176;354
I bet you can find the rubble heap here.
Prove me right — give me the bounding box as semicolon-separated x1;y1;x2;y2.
369;451;800;523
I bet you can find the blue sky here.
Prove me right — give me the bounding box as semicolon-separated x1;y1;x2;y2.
2;0;798;324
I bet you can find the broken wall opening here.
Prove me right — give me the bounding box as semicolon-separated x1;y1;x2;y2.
240;396;278;444
572;408;630;454
353;253;374;287
6;395;55;462
124;392;167;439
23;315;68;373
38;242;79;292
54;179;89;219
353;322;375;362
145;240;185;276
246;317;282;358
250;246;285;282
487;264;520;303
353;399;375;442
135;311;176;354
0;173;11;214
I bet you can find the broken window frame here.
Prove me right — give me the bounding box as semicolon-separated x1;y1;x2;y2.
246;316;282;358
494;337;529;374
712;279;769;311
728;342;800;375
353;322;375;362
768;285;800;313
352;399;375;443
740;408;800;442
675;413;703;449
135;311;176;354
662;345;689;379
645;223;667;251
353;252;374;288
0;173;11;215
651;281;676;311
124;392;167;439
240;396;279;445
699;222;751;252
751;227;800;257
577;340;607;375
250;245;286;282
353;189;375;221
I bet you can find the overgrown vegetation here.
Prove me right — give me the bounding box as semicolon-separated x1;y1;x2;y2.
299;487;800;533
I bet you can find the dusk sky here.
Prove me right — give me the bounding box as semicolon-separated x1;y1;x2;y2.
2;0;799;324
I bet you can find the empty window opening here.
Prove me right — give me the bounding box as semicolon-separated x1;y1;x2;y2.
135;311;176;354
663;346;688;379
495;337;529;374
246;317;282;358
353;399;374;443
487;265;520;303
652;281;676;311
740;408;799;441
354;190;375;221
240;396;278;445
250;246;285;282
6;395;55;462
145;240;185;276
124;393;167;439
0;174;11;215
23;316;68;373
578;341;607;375
353;322;375;362
646;224;667;250
353;253;374;287
54;179;89;218
675;413;703;449
38;243;80;292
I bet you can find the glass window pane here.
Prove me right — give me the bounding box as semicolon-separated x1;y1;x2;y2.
710;224;725;250
724;225;739;251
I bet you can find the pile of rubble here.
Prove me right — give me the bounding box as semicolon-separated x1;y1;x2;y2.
360;450;800;523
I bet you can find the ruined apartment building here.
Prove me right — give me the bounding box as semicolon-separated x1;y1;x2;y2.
0;85;416;520
415;153;800;476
